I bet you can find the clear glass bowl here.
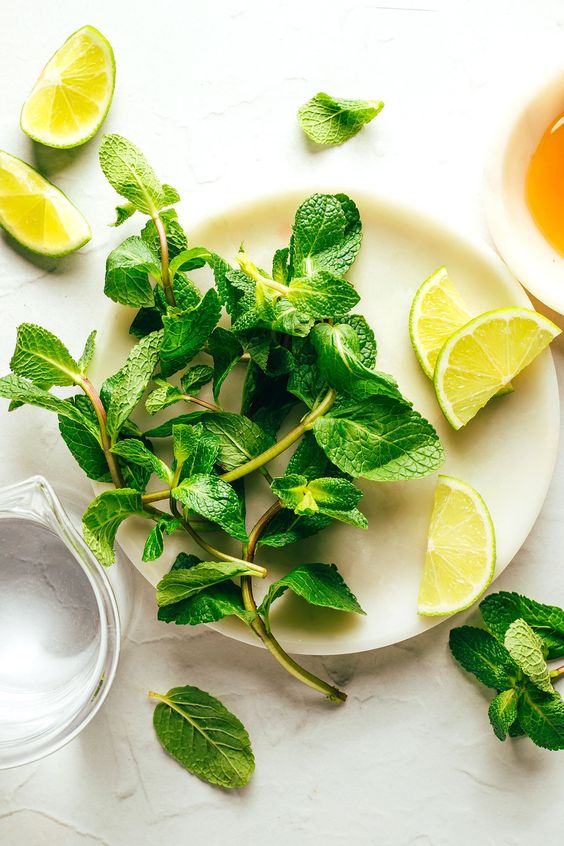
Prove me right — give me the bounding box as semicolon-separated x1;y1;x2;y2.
0;476;120;768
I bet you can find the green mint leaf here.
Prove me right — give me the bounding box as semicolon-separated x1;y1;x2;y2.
172;423;219;478
257;508;332;549
77;330;97;374
161;184;181;206
313;395;444;480
519;687;564;750
290;193;362;278
111;438;172;484
161;288;221;377
129;304;164;339
156;560;254;606
181;365;214;395
287;271;359;319
99;134;178;216
488;689;519;741
258;562;365;625
504;619;553;694
110;202;137;226
202;412;273;471
172;475;248;542
272;247;290;284
0;375;98;435
287;339;325;409
169;247;210;279
337;314;376;368
208;327;243;401
310;322;400;402
170;552;202;571
151;685;254;789
298;92;384;146
105;236;160;307
271;475;366;527
286;432;332;480
141;209;188;260
449;626;519;690
82;489;144;566
58;396;110;482
158;580;251;626
143;515;181;562
243;370;296;439
10;324;81;388
480;591;564;660
106;330;163;441
205;252;241;314
145;378;184;415
271;298;314;338
145;411;208;438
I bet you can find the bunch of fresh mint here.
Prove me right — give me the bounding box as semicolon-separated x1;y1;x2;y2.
450;591;564;748
0;134;445;788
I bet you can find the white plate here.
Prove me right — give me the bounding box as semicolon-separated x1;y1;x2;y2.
484;69;564;314
89;188;560;655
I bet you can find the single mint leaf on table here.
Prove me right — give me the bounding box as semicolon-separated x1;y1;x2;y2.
313;395;444;481
298;93;384;146
77;330;97;374
156;560;254;606
488;689;519;741
141;209;188;260
258;562;365;626
105;330;163;442
172;474;248;542
290;193;362;278
111;438;172;484
504;618;553;694
158;579;251;626
10;323;81;388
207;326;243;400
82;489;145;566
449;626;519;690
99;134;179;216
480;591;564;659
151;685;255;789
0;375;99;435
111;202;136;226
287;271;359;319
518;687;564;750
173;423;220;479
104;236;160;307
202;412;273;471
143;515;181;562
160;288;221;377
58;396;110;482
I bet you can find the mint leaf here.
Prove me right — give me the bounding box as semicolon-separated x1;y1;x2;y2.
77;331;97;374
287;271;359;319
173;423;219;478
271;475;366;528
272;247;290;284
111;438;172;484
106;330;163;441
519;687;564;750
161;288;221;377
169;247;210;279
310;322;401;401
290;193;362;278
203;412;273;471
480;591;564;660
257;509;332;549
338;314;376;368
145;411;208;438
110;202;136;226
181;365;214;395
287;337;325;408
82;489;144;566
172;475;248;542
143;515;181;562
0;375;98;434
10;324;81;387
59;396;110;482
156;560;254;606
313;395;444;481
99;134;178;216
105;236;160;307
449;626;519;690
504;619;553;694
298;92;384;146
208;327;243;400
145;379;184;415
151;685;254;788
258;563;365;625
158;580;251;626
488;689;519;741
141;209;188;260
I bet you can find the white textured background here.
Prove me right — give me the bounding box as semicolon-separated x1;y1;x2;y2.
1;1;564;843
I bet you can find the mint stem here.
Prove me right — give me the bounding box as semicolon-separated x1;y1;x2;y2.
181;393;222;412
550;666;564;678
241;501;347;703
153;213;175;307
78;376;124;488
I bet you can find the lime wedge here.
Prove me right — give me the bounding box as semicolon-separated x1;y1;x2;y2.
21;25;115;149
0;151;91;256
418;475;495;616
434;307;560;429
409;267;471;378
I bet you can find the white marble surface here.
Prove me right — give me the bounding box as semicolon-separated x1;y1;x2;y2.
1;1;564;843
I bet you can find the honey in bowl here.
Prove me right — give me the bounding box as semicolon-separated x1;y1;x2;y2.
526;112;564;255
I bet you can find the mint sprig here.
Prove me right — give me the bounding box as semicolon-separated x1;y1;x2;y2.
298;93;384;146
450;591;564;750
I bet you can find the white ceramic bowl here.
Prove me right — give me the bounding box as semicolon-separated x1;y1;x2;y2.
484;70;564;313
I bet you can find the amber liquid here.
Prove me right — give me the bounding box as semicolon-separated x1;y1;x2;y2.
526;113;564;255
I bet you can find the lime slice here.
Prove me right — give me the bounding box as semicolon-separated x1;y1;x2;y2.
409;267;471;378
20;26;115;149
434;307;560;429
0;151;91;256
417;475;495;616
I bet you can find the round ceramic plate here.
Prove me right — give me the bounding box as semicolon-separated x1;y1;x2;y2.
89;188;560;655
